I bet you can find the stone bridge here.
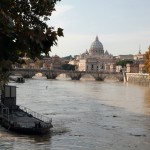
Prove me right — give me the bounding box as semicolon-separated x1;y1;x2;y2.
11;68;124;81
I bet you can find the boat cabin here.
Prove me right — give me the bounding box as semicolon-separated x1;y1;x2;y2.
1;85;17;109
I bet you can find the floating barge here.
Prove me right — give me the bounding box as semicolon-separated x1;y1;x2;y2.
9;75;25;83
0;85;53;134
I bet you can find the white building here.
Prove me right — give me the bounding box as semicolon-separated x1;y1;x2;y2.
115;55;134;60
133;50;144;60
76;36;115;71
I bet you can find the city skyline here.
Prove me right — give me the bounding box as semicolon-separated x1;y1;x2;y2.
48;0;150;57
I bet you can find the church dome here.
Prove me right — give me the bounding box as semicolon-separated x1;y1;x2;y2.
89;36;104;55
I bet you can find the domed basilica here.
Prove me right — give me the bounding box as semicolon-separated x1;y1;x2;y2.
76;36;115;71
89;36;104;55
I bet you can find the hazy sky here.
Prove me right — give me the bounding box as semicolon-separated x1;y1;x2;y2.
49;0;150;57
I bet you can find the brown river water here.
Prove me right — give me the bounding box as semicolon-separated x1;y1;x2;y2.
0;78;150;150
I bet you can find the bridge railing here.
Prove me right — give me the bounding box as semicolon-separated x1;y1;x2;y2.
12;68;121;73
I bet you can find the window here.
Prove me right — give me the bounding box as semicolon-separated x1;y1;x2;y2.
91;64;94;70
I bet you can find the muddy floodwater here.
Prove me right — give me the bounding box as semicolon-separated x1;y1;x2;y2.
0;78;150;150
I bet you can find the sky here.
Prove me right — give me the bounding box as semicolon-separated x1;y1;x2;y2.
48;0;150;57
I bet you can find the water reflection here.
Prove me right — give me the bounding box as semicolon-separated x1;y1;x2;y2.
0;127;52;149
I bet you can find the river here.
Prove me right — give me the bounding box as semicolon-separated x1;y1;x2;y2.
0;78;150;150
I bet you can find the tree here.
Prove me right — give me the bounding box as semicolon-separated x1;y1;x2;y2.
116;60;133;67
0;0;63;85
34;58;43;68
144;46;150;74
0;0;63;61
61;64;76;71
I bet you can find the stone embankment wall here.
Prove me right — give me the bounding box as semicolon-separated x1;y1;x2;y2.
126;73;150;86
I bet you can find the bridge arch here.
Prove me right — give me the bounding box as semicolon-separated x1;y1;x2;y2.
32;72;47;79
25;71;47;79
56;73;71;80
80;74;95;81
102;74;124;81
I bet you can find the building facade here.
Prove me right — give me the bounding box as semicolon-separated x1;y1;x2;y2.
74;36;115;71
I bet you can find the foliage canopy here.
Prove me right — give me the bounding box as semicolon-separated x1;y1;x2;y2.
144;46;150;74
116;60;133;67
61;64;76;71
0;0;63;84
0;0;63;62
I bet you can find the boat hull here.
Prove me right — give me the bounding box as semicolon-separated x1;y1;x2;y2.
0;118;52;135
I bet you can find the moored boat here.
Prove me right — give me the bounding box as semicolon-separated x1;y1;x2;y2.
0;85;53;135
9;75;25;83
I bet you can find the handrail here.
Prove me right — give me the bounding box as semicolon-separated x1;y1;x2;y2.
0;102;10;121
19;105;52;124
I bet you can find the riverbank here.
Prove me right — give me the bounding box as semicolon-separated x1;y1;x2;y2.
126;73;150;86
